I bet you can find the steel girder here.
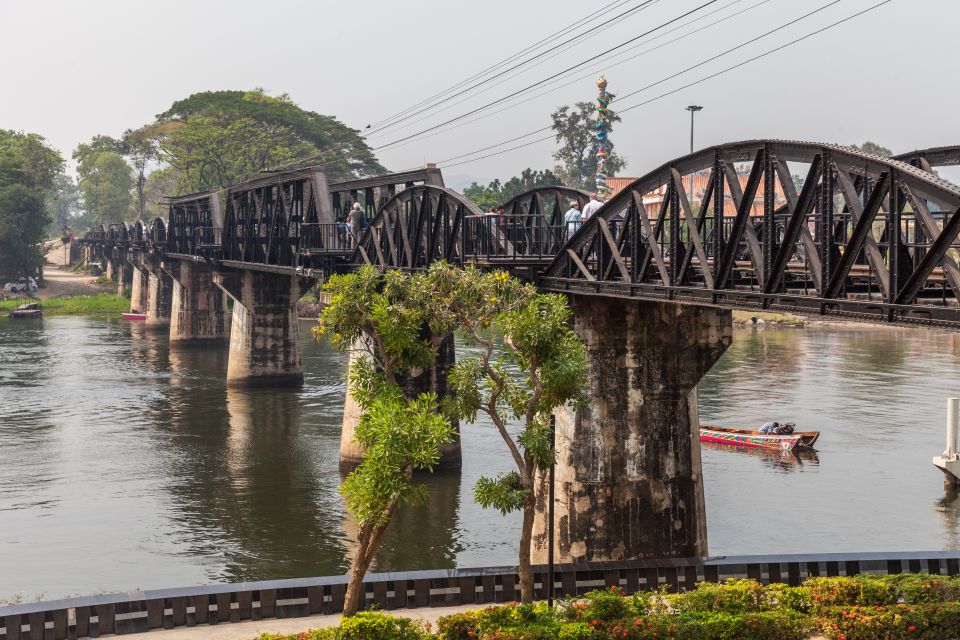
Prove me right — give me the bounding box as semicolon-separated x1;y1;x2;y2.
541;140;960;326
353;185;481;269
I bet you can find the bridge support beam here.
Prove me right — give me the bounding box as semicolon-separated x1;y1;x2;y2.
339;333;461;473
532;295;731;563
214;270;310;388
116;260;132;297
165;260;228;342
128;261;150;313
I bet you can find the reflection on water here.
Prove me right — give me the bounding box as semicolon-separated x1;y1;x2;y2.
1;316;959;600
700;441;820;471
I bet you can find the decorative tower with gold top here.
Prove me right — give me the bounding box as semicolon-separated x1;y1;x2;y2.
595;74;610;197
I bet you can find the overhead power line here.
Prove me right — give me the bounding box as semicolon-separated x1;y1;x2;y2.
438;0;895;170
365;0;635;132
366;0;662;137
372;0;722;151
389;0;771;159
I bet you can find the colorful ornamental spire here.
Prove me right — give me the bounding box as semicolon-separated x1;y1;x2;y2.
595;75;610;197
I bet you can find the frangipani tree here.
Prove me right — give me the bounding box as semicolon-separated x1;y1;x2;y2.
314;265;455;616
413;263;587;603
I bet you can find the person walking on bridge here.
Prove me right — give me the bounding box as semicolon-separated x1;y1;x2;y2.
349;202;365;246
564;200;582;238
581;192;604;220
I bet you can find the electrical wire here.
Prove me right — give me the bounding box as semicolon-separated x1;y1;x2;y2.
388;0;771;159
366;0;634;131
366;0;659;136
437;0;895;170
372;0;722;151
368;0;758;142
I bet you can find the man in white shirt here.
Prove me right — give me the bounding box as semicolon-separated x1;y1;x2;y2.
564;201;582;238
580;192;604;220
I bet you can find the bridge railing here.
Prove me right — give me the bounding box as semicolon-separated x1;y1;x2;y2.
194;227;222;248
0;551;957;639
463;214;568;261
301;223;357;255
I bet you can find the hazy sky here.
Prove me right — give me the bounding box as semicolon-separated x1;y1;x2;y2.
1;0;957;187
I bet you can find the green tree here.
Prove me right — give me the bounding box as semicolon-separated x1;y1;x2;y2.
73;135;123;176
851;141;893;158
47;172;81;234
415;263;587;604
154;89;385;192
551;100;625;189
121;126;162;220
0;130;63;280
463;168;562;210
74;135;135;225
313;266;456;617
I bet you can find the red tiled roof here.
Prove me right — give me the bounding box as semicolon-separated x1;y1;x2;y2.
606;172;786;217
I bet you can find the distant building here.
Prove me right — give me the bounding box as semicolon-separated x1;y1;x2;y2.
606;170;787;216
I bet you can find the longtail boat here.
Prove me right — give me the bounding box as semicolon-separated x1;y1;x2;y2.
699;424;820;451
122;312;147;321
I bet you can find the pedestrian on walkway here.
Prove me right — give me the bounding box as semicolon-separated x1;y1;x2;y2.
581;192;604;220
564;200;582;238
349;203;365;245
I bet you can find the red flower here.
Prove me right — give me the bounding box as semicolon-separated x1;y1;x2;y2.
908;626;917;632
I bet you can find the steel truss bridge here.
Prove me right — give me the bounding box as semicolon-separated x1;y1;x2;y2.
81;140;960;327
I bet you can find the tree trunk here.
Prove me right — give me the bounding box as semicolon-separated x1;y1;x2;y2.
519;492;536;603
343;527;376;617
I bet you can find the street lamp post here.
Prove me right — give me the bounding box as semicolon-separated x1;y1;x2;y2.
686;105;703;204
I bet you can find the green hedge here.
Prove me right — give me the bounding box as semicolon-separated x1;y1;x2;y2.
253;574;960;640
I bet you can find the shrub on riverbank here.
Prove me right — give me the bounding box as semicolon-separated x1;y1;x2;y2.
0;293;128;315
252;574;960;640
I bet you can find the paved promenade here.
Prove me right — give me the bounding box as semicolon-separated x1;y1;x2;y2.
115;604;477;639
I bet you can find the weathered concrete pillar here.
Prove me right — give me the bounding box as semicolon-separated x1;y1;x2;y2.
165;260;228;342
531;295;731;563
117;261;132;297
214;270;310;387
105;255;117;280
128;260;151;314
339;333;461;472
142;261;172;328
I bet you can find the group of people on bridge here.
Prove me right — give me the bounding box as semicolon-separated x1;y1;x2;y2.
565;192;606;237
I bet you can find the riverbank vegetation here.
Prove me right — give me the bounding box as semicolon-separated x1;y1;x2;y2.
252;573;960;640
0;293;127;315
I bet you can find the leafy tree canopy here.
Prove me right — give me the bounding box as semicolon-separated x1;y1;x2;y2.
851;141;893;158
551;100;625;190
75;150;134;226
155;89;385;192
463;168;562;211
0;130;63;280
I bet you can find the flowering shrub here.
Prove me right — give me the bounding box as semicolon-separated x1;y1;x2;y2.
807;576;898;609
819;602;960;640
256;574;960;640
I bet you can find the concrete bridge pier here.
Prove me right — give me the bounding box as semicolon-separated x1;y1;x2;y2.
116;260;132;297
165;260;228;343
339;332;461;472
532;295;731;564
139;259;172;328
214;270;311;388
128;257;150;314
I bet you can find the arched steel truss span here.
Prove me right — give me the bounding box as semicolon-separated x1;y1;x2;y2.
893;145;960;173
541;140;960;326
352;184;589;277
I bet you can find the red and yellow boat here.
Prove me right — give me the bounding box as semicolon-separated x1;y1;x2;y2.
699;424;820;451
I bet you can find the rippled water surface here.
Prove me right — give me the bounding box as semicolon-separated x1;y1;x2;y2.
1;316;959;600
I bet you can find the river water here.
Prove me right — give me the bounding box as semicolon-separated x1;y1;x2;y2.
1;315;958;601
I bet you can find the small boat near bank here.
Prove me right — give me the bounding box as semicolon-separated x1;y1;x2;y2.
8;302;41;319
122;312;148;321
699;424;820;451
